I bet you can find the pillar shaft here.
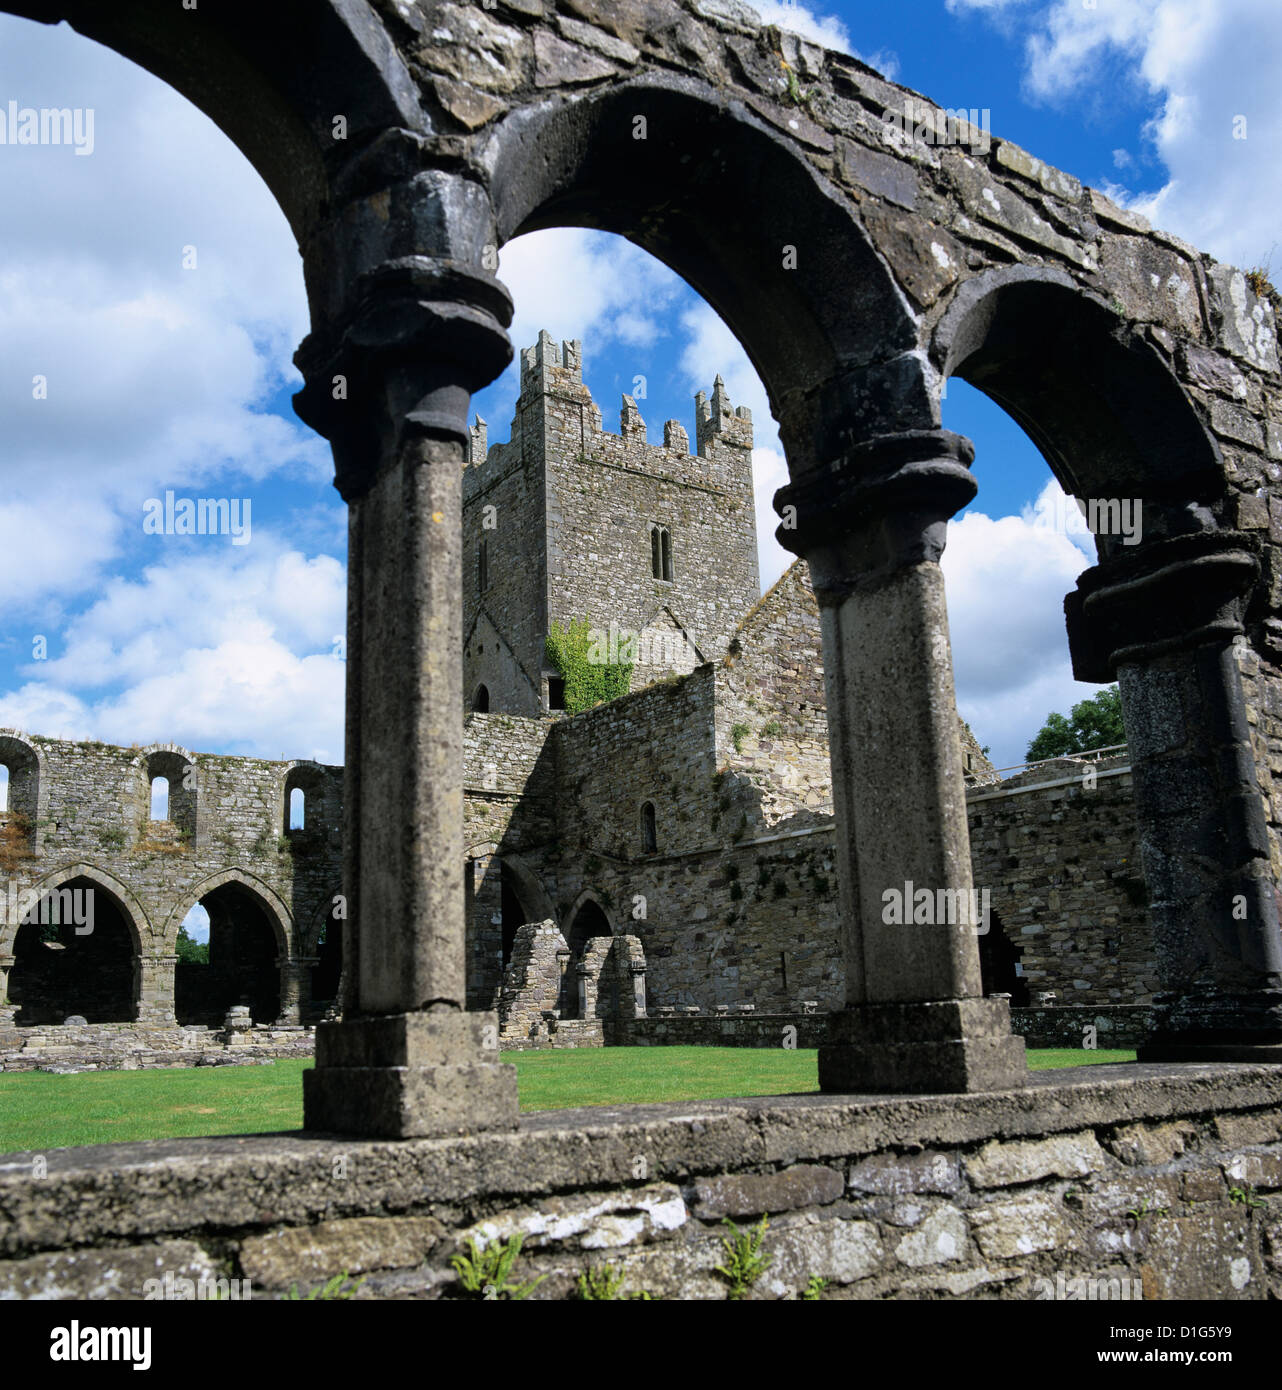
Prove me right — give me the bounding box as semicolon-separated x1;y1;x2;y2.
1067;532;1282;1057
295;171;520;1136
135;955;177;1025
777;429;1026;1093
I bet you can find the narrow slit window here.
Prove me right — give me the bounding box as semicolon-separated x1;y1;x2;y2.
548;677;565;711
661;527;673;581
289;786;305;829
651;526;662;579
150;775;169;821
641;800;657;854
0;765;8;814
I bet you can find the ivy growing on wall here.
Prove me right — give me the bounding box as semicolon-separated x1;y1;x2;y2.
545;618;633;715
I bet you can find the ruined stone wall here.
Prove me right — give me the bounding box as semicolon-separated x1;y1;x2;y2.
716;560;833;826
967;761;1156;1008
0;733;342;1027
5;1065;1281;1299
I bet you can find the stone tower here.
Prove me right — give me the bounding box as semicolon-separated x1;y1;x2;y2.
462;331;759;714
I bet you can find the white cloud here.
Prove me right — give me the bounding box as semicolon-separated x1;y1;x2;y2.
0;541;346;760
0;14;323;612
944;478;1106;767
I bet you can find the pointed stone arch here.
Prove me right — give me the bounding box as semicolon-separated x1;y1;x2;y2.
162;867;294;958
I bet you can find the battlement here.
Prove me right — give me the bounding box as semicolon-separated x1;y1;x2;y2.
469;330;754;474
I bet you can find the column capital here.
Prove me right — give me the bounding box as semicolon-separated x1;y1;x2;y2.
294;254;513;501
774;429;976;600
1066;530;1259;681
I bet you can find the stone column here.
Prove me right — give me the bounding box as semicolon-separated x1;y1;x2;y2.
629;961;648;1019
297;162;519;1137
135;954;177;1025
276;957;302;1026
296;955;319;1023
1066;531;1282;1058
776;430;1026;1092
0;950;15;1029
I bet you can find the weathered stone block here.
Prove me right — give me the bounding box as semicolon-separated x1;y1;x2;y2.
894;1206;969;1267
239;1217;445;1287
966;1131;1107;1188
848;1150;961;1196
969;1194;1076;1259
690;1164;843;1218
0;1241;217;1300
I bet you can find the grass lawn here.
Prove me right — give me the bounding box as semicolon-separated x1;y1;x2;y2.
0;1046;1137;1153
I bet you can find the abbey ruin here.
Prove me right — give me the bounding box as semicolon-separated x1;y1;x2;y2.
0;332;1158;1070
4;0;1282;1303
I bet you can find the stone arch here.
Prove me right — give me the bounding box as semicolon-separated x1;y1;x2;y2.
0;1;426;240
564;890;614;956
933;266;1226;546
484;74;927;472
279;759;338;841
498;853;557;929
166;868;294;1027
0;729;46;856
135;744;199;845
11;863;150;956
162;867;293;958
6;864;149;1025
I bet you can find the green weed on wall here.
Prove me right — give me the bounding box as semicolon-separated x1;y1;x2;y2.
546;618;633;714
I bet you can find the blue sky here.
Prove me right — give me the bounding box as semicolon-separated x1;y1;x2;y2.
0;0;1278;769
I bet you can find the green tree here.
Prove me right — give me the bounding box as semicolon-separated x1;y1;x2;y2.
176;924;209;965
1026;685;1126;762
545;618;633;715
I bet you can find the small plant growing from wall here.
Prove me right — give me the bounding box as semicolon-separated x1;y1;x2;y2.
545;618;632;714
731;722;750;753
801;1275;829;1300
575;1265;653;1300
451;1233;546;1300
284;1271;365;1300
714;1216;771;1300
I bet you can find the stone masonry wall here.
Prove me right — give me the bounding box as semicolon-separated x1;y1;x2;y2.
0;733;342;1031
967;759;1156;1007
4;1065;1281;1299
463;331;759;716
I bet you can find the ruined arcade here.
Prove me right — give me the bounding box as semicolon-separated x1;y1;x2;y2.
2;0;1282;1304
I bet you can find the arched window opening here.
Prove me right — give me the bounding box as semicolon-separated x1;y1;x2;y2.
289;786;305;829
478;537;489;593
473;684;490;712
651;526;673;581
9;877;137;1025
0;764;8;815
150;775;170;821
641;800;657;854
175;882;282;1027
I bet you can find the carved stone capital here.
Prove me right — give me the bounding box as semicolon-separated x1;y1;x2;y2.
1065;531;1259;681
294;254;512;501
774;430;976;601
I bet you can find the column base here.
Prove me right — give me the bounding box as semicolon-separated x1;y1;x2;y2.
303;1007;518;1139
819;998;1027;1094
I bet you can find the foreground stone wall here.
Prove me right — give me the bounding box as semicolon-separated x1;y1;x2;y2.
2;1065;1280;1299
